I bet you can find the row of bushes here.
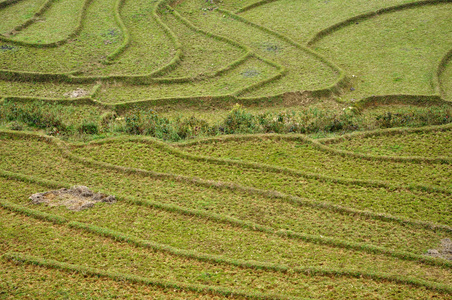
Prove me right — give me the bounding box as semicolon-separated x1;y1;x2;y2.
120;104;451;140
0;101;100;135
0;101;450;141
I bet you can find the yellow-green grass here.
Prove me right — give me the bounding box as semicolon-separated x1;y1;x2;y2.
0;209;297;298
441;60;452;101
157;101;342;124
0;257;223;299
0;0;175;77
1;132;452;259
319;126;452;157
0;0;48;34
217;0;267;12
0;80;95;99
178;136;452;190
4;209;450;299
175;2;339;97
1;0;452;296
2;131;446;236
0;101;113;134
64;135;452;225
0;0;122;74
1;167;451;270
311;3;452;101
95;56;279;103
3;174;452;285
238;0;422;43
85;0;175;76
157;8;246;78
10;0;86;44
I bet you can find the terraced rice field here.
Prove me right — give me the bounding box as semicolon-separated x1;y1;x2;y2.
0;0;451;298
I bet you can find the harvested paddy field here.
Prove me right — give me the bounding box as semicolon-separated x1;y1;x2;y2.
0;0;451;298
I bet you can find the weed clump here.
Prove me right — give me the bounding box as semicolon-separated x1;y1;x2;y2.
1;101;67;133
114;104;450;141
78;121;99;135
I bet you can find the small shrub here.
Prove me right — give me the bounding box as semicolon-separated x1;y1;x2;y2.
78;121;99;135
222;104;257;134
8;121;23;131
176;116;210;139
100;112;118;129
2;101;67;132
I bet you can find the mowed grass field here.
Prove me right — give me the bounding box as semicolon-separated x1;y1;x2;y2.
0;0;452;299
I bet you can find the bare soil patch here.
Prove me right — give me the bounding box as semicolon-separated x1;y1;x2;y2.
64;88;89;98
30;186;116;211
426;239;452;261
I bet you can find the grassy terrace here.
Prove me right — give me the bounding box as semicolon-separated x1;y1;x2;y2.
0;0;451;298
319;125;452;157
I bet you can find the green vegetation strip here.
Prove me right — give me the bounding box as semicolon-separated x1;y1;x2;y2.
2;253;294;300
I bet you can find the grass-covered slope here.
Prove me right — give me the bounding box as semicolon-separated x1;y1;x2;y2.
311;3;452;101
1;0;452;298
2;0;449;106
1;130;452;298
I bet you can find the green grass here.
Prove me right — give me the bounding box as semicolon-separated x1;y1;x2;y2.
2;0;452;297
311;3;452;100
178;136;452;189
176;3;339;97
0;80;95;98
218;0;268;11
0;258;221;299
85;0;175;76
10;0;86;44
0;0;122;74
0;0;48;34
4;209;450;299
441;60;452;101
320;126;452;157
95;56;279;103
239;0;421;43
157;8;246;78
